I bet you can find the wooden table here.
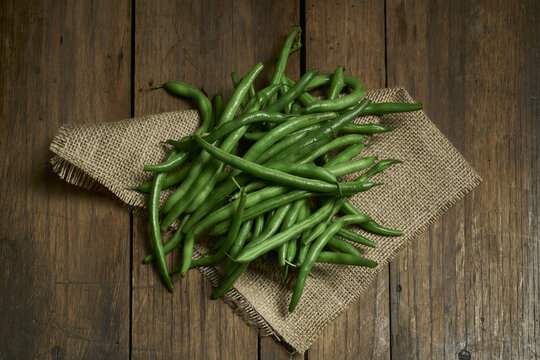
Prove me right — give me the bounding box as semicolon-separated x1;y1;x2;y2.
1;1;537;359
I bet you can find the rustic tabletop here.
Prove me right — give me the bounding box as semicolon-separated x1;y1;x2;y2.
1;1;537;359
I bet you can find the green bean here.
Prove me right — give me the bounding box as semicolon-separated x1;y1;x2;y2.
340;123;398;135
339;102;422;115
326;157;377;177
326;237;361;256
285;200;306;263
152;81;213;134
231;72;248;108
296;203;312;265
327;66;345;100
130;163;192;193
296;134;366;164
265;162;338;185
234;200;336;263
316;251;377;267
325;143;367;167
304;75;364;113
277;200;304;266
148;153;175;292
213;93;223;129
336;228;376;248
142;215;190;264
266;69;319;113
253;215;265;239
289;214;371;312
280;84;293;113
358;159;402;182
143;147;190;173
269;27;302;90
341;201;403;236
224;219;254;276
282;74;316;106
218;63;264;126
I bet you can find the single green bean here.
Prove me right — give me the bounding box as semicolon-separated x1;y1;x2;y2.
336;228;376;248
340;123;398;135
341;201;403;236
265;162;337;185
325;143;367;167
358;159;402;182
327;66;345;100
327;237;361;256
218;63;264;126
148;154;175;292
143;147;189;173
224;219;254;276
269;27;302;89
296;134;366;164
152;81;213;134
143;215;191;263
316;251;377;267
231;72;248;108
130;163;192;193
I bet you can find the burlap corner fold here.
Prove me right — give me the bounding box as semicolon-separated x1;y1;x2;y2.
49;87;481;354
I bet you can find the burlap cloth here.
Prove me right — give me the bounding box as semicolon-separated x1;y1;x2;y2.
49;87;481;354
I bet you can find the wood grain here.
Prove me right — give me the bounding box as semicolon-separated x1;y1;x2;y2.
1;1;537;359
386;0;539;358
304;1;390;359
0;1;132;358
131;1;298;358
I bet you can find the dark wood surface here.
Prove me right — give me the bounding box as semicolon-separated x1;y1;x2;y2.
1;1;537;359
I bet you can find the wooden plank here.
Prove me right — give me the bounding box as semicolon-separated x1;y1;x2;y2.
387;0;539;358
0;1;132;358
304;1;390;359
131;1;298;358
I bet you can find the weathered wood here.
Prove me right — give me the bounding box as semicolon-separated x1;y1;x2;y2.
304;1;390;359
387;0;539;358
131;1;298;358
0;1;132;358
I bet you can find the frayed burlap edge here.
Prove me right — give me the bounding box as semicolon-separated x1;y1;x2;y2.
49;86;482;354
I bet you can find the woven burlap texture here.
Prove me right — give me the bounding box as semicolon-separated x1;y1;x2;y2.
50;87;481;354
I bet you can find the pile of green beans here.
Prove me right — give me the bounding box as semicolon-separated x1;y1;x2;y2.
132;27;422;312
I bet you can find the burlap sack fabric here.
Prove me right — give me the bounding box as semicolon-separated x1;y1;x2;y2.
49;87;481;353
